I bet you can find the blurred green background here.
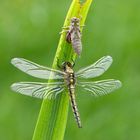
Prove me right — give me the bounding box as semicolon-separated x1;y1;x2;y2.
0;0;140;139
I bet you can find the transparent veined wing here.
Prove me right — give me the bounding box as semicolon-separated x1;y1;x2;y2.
77;79;122;97
11;58;65;79
11;82;65;99
76;56;113;79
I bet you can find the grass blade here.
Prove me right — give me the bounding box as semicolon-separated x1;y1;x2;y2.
32;0;93;140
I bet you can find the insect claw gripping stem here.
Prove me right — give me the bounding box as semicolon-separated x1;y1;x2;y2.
59;30;67;35
76;15;85;27
62;26;70;29
56;57;62;69
71;58;75;67
59;25;70;34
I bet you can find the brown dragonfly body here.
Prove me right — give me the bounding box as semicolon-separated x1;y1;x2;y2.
62;62;81;128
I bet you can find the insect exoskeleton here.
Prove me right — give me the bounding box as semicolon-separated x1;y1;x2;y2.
62;17;83;56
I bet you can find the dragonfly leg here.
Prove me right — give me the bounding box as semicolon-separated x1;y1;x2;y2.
71;58;75;68
59;28;69;34
56;57;62;69
62;26;70;29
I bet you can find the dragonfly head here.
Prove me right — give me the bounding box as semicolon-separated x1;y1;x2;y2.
71;17;80;26
61;62;73;71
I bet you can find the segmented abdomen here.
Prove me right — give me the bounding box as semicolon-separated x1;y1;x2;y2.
69;85;82;128
71;38;82;55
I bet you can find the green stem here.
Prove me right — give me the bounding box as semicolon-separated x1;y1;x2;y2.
32;0;93;140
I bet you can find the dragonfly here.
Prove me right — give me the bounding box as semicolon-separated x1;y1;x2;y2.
11;56;122;128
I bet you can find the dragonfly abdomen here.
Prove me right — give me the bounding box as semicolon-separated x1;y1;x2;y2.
69;84;82;128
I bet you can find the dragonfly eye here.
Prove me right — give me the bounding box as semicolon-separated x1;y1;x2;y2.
71;17;79;24
61;62;72;69
67;62;72;67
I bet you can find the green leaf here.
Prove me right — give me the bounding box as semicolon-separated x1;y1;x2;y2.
32;0;93;140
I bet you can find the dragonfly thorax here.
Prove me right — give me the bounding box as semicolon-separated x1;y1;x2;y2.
71;17;80;27
61;61;75;86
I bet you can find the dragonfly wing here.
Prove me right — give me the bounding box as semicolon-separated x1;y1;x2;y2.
76;56;113;78
11;58;64;79
11;82;65;99
77;79;122;97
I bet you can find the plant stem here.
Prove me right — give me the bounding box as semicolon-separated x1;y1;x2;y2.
32;0;93;140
